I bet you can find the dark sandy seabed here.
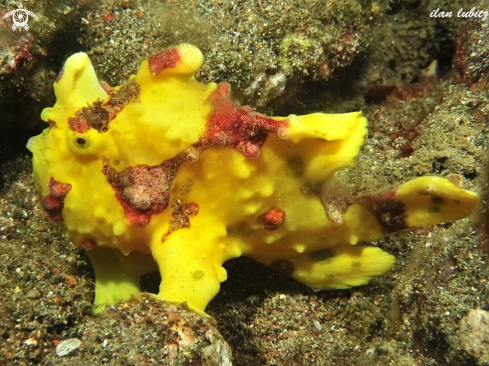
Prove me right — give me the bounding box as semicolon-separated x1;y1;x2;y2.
1;0;489;365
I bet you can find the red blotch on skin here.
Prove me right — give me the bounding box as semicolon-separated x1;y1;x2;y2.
68;116;89;133
113;190;152;227
149;48;180;76
42;178;72;222
108;106;124;121
260;208;285;230
42;195;62;210
49;178;72;198
103;159;176;227
184;202;199;216
80;238;97;251
203;83;288;158
104;81;140;120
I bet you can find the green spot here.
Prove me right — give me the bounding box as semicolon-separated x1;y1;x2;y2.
432;196;444;204
284;156;305;178
172;180;193;195
192;270;204;280
428;206;440;213
418;189;430;195
227;222;253;237
309;249;335;262
351;261;361;267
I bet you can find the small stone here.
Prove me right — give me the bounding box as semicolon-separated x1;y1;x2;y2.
313;320;322;331
26;288;41;299
15;268;24;278
24;338;38;346
56;338;82;357
459;309;489;364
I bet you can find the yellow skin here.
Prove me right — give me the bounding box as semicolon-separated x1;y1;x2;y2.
27;44;479;314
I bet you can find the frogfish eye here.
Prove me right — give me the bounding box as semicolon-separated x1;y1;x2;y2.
74;134;90;148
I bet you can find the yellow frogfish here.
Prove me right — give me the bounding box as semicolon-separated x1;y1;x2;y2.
27;44;479;313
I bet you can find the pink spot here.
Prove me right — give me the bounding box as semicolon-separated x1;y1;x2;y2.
203;83;288;159
236;141;261;159
260;208;285;230
184;202;199;216
108;106;124;121
149;48;180;76
42;195;62;210
42;178;71;222
103;159;175;227
80;238;97;251
68;116;89;133
49;178;72;198
115;191;152;227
